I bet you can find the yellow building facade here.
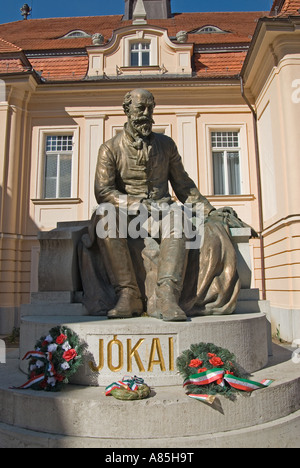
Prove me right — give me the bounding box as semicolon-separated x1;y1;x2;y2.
0;0;299;341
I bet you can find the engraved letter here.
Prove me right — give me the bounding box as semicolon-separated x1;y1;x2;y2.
89;339;104;372
169;337;174;371
107;335;124;372
127;338;145;372
148;338;166;372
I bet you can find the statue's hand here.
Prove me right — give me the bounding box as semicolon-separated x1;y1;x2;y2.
214;206;238;218
208;206;258;237
207;206;237;220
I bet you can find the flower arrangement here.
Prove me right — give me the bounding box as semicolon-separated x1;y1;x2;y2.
17;326;83;392
176;342;273;403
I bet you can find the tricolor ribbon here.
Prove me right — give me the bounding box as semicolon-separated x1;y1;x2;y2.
9;350;54;390
105;375;145;396
184;368;273;404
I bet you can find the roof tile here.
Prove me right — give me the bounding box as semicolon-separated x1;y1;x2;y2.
194;51;247;77
0;11;268;81
30;56;89;81
0;12;264;50
0;37;22;53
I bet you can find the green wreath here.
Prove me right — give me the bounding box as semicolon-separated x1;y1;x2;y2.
176;342;246;401
20;326;84;392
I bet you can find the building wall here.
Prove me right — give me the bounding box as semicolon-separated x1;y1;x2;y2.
245;25;300;341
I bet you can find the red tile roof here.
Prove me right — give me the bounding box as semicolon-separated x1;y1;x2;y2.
271;0;300;15
0;58;30;73
0;12;264;51
29;56;89;81
0;11;268;81
194;51;247;77
0;37;22;53
280;0;300;14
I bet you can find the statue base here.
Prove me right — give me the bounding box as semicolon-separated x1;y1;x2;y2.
19;311;270;387
1;339;300;448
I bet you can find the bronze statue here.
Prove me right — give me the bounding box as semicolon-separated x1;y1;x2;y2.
79;89;254;321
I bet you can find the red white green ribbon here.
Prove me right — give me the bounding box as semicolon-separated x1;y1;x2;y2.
184;368;273;404
105;375;145;396
183;368;224;387
10;350;51;390
10;373;45;390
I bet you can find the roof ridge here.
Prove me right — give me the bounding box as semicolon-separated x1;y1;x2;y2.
0;36;22;52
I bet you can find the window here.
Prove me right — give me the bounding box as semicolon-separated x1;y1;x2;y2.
130;42;150;67
191;25;227;34
211;131;241;195
61;30;91;39
44;135;73;198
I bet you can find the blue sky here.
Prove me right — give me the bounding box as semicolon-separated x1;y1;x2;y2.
2;0;273;24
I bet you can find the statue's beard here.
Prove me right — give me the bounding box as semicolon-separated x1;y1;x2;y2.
131;116;154;137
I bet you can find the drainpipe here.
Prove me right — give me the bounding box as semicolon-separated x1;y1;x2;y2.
240;76;266;300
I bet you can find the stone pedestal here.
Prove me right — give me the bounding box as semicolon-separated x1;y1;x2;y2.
20;313;269;387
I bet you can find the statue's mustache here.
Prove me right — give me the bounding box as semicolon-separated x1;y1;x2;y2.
132;116;154;125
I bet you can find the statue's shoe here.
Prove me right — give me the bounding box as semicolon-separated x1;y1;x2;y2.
156;281;188;322
107;291;143;319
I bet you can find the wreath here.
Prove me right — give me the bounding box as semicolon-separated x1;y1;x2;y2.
105;376;151;400
176;342;273;404
14;326;83;392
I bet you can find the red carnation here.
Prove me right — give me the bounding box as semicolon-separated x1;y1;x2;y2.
55;374;64;382
62;349;77;362
197;367;207;373
207;353;216;358
209;356;224;367
189;359;203;368
56;334;67;345
40;379;48;389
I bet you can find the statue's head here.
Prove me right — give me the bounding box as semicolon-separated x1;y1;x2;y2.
123;88;155;138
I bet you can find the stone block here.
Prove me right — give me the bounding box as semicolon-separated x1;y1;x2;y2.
38;224;88;292
21;303;89;317
230;227;252;289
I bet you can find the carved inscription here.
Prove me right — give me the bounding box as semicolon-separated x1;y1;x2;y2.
89;335;175;374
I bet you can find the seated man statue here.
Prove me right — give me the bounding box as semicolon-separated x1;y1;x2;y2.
79;88;254;321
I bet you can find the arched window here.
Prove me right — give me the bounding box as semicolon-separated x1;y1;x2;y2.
61;30;91;39
191;26;227;34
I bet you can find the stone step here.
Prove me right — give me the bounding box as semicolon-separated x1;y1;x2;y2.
1;410;300;448
0;344;299;447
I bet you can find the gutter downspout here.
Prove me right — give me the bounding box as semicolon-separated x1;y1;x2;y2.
240;76;266;300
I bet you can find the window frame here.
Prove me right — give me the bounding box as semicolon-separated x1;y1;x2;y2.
211;131;241;195
124;33;158;68
130;41;151;67
36;126;79;200
204;125;250;197
44;135;74;199
61;30;91;39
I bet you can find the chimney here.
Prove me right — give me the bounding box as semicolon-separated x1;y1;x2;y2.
124;0;172;20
